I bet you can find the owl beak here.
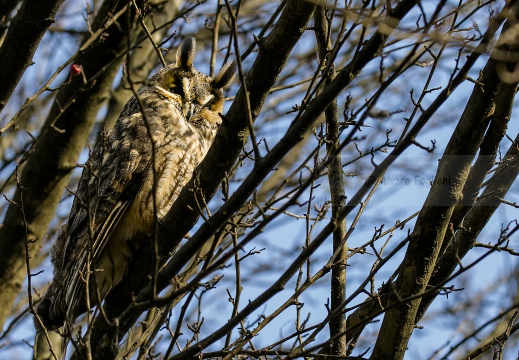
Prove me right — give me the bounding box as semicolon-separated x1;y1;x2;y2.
183;102;199;121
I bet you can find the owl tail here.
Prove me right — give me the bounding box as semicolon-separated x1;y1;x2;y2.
33;267;86;359
33;287;68;360
33;279;92;360
34;287;67;330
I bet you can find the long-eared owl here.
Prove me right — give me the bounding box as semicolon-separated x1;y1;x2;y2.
36;38;236;330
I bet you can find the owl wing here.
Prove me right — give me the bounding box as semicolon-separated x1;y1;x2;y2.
49;110;153;324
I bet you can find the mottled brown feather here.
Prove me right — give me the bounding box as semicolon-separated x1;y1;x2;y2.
36;38;235;329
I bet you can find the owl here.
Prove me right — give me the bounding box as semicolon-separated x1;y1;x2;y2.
35;38;236;330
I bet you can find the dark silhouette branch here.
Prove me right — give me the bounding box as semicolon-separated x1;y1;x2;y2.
0;0;65;115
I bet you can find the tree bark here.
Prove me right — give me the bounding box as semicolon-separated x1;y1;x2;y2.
0;0;65;115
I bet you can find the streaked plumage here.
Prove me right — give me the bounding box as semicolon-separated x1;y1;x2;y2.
36;38;235;329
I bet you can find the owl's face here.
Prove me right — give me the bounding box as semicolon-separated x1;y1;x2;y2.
147;39;235;126
157;67;226;124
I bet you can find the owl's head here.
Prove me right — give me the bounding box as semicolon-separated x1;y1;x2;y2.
148;38;236;125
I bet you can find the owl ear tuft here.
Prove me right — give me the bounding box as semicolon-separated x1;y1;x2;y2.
214;61;236;88
176;38;196;68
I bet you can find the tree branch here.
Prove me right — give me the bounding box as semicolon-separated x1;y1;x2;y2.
0;0;65;115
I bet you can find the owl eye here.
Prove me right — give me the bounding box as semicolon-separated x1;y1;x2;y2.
169;79;185;97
